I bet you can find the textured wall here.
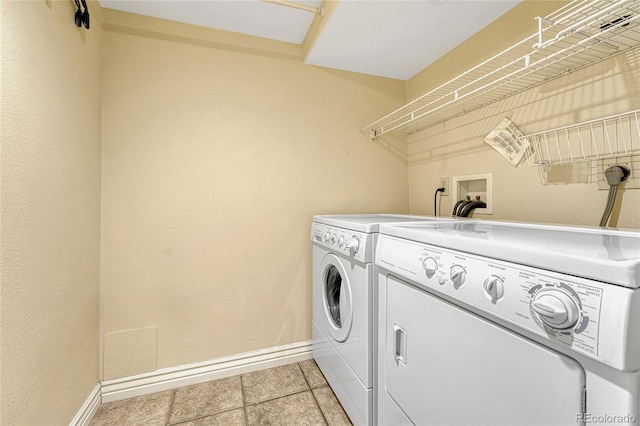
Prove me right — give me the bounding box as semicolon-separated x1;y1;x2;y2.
407;1;640;229
0;0;102;424
100;12;408;379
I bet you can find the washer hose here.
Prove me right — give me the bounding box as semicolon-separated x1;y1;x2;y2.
599;165;630;227
453;196;472;216
452;199;465;216
459;201;487;217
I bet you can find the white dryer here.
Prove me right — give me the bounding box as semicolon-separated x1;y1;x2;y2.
375;221;640;426
311;214;461;425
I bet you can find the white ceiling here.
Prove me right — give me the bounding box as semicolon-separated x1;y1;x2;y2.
98;0;522;80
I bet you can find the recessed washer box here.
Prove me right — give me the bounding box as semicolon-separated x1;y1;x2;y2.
452;173;493;215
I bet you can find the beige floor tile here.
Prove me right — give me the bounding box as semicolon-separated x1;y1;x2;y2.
312;387;352;426
125;390;175;426
246;392;326;426
169;376;244;424
90;399;131;426
242;363;309;404
173;408;246;426
299;359;328;389
91;390;175;426
90;362;350;426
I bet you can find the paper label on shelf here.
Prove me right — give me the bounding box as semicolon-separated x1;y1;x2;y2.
484;118;531;167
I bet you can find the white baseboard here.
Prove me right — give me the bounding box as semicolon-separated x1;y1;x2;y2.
69;383;101;426
101;340;312;404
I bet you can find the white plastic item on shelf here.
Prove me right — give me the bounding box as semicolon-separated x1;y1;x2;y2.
484;118;531;167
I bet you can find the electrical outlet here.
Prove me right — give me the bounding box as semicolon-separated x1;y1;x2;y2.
439;177;449;196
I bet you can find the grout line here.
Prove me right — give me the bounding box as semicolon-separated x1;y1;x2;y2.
242;362;310;407
164;389;177;425
304;360;351;425
244;388;317;407
296;362;311;389
296;361;312;390
244;388;311;407
165;378;246;425
167;406;245;426
306;384;330;424
299;360;330;424
240;370;249;425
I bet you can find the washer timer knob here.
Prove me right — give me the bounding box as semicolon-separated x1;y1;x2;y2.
484;276;505;301
422;257;438;278
531;289;580;330
450;265;466;288
346;237;359;255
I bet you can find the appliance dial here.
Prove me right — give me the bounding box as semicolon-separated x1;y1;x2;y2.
422;257;438;278
531;288;580;330
450;265;466;288
346;237;359;255
483;276;505;301
337;236;344;247
324;232;330;242
330;234;337;244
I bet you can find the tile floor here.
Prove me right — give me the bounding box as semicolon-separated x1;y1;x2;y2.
90;360;352;426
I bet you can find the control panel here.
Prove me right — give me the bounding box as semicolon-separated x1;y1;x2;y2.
375;235;637;368
311;223;372;263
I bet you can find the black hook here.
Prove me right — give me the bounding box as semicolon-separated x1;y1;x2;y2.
74;0;90;29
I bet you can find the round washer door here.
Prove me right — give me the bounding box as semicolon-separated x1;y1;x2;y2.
320;253;353;343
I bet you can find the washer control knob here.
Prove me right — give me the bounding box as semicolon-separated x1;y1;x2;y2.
450;265;466;288
330;234;337;244
422;257;438;278
346;237;359;255
531;289;580;330
337;236;344;247
484;276;505;301
324;232;330;243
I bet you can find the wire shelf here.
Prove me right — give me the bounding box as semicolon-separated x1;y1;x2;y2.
523;109;640;166
361;0;640;141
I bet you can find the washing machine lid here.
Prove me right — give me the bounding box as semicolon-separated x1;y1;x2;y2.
378;221;640;287
312;214;461;233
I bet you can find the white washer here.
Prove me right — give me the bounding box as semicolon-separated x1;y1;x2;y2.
375;221;640;426
311;214;463;425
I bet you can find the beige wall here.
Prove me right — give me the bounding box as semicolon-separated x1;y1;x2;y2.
100;12;407;379
3;1;637;422
0;1;102;424
407;1;640;228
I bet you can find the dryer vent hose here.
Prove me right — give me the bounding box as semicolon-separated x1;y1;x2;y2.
599;165;630;227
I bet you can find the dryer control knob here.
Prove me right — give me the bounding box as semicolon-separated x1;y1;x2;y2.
531;289;580;330
484;276;505;301
346;237;359;255
450;265;466;288
422;257;438;279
